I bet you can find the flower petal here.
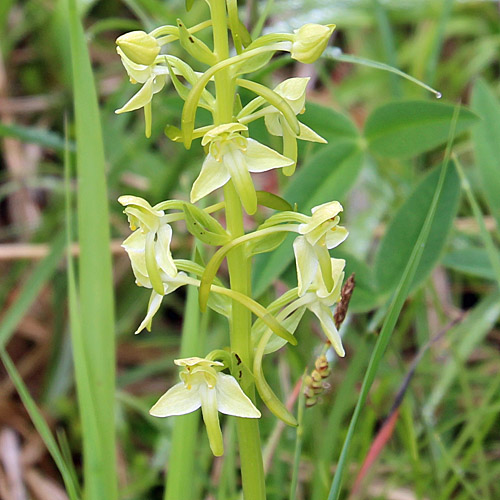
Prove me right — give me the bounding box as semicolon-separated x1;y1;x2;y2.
215;373;261;418
190;154;230;203
325;225;349;249
297;122;327;143
199;384;224;456
293;236;318;297
309;302;345;357
273;77;309;114
149;381;202;417
264;113;283;136
244;138;294;173
122;230;149;286
223;148;257;215
136;291;163;334
116;77;154;114
155;223;177;277
145;231;165;295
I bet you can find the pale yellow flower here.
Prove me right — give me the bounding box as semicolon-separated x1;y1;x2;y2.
291;24;336;64
150;357;261;456
293;201;348;296
115;32;167;137
264;77;326;143
191;123;293;214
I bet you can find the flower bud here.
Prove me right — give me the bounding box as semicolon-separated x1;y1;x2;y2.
116;31;160;66
291;24;335;64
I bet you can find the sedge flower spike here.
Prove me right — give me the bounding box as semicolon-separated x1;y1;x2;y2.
115;31;168;138
190;123;294;214
291;24;336;64
293;201;348;297
150;357;261;456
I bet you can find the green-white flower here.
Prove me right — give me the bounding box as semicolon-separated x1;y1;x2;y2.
302;258;346;356
190;123;294;215
150;357;261;456
264;77;326;144
115;31;167;138
120;196;187;333
293;201;348;297
291;24;336;64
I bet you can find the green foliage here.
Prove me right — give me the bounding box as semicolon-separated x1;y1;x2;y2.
2;1;500;499
365;101;478;158
67;0;118;497
374;163;461;292
471;79;500;227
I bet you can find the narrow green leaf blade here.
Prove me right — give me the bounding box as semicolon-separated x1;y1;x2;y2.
0;350;80;500
365;101;477;158
374;163;461;292
67;0;117;498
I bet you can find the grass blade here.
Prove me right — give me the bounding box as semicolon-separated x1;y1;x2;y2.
66;0;118;497
327;106;460;499
325;48;441;98
0;349;81;500
0;232;66;350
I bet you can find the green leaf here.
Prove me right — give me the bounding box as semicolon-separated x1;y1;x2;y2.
374;163;461;292
328;110;459;499
334;250;381;313
256;191;292;211
300;102;360;143
365;101;478;158
0;350;80;500
0;122;75;152
246;231;287;257
67;0;118;497
471;79;500;227
253;142;364;297
442;248;494;280
183;203;230;246
0;233;66;350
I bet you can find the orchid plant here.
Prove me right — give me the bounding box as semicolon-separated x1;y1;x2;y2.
116;3;348;498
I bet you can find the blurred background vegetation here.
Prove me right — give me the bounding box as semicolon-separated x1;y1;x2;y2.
1;0;499;499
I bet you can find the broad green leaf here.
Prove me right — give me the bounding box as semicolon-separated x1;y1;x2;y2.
471;79;500;227
300;102;360;143
442;248;494;280
253;142;364;297
365;101;477;158
374;163;460;292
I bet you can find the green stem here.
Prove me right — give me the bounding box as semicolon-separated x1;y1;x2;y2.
210;0;266;496
224;183;267;500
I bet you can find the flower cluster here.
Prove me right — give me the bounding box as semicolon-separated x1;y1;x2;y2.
115;9;349;459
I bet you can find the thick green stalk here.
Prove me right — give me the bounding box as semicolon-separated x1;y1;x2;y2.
210;0;266;498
